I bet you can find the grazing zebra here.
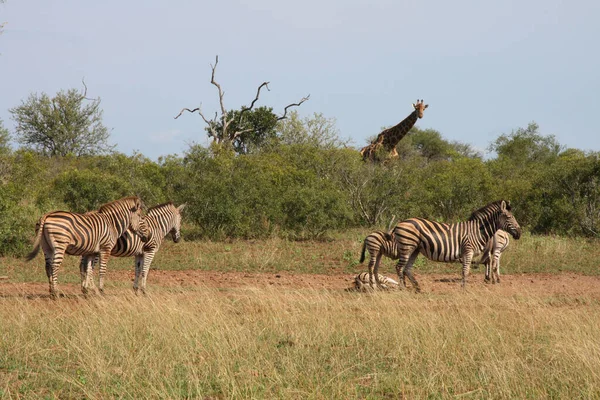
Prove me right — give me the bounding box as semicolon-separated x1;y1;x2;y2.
354;271;399;291
81;202;185;294
388;200;521;291
480;229;510;284
26;196;148;297
359;230;401;289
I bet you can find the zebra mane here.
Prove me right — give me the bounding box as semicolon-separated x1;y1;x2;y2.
98;196;142;213
147;202;175;213
468;200;509;221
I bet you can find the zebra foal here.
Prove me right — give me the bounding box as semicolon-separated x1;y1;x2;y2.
480;229;510;284
359;230;401;289
389;200;521;291
354;271;399;291
81;202;185;294
26;196;149;297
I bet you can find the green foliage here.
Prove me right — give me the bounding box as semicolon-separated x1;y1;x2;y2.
489;122;562;165
397;127;481;162
0;118;10;155
9;88;113;157
181;144;352;239
277;111;347;149
1;117;600;256
52;168;130;213
0;184;37;257
418;157;494;221
205;106;279;155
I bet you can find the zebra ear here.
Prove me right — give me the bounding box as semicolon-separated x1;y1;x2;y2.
177;203;187;213
500;200;509;211
505;201;512;211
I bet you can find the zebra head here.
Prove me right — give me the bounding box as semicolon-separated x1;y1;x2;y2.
128;199;149;243
498;200;522;240
170;203;186;243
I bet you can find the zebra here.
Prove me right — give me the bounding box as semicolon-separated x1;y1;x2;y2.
480;229;510;284
359;230;401;289
26;196;149;297
80;202;185;294
354;271;399;291
387;200;521;291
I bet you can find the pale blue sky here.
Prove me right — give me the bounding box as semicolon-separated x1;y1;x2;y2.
1;0;598;159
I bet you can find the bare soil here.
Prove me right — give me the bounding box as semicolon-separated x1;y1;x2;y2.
2;270;600;299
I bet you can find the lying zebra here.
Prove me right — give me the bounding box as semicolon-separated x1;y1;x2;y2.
354;271;399;291
361;226;512;289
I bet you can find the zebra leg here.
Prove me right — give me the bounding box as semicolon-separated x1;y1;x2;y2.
44;254;53;295
461;253;473;289
373;253;384;289
367;251;379;290
97;249;111;294
81;255;98;294
47;247;66;299
395;252;414;289
133;255;143;294
139;251;157;295
492;254;501;284
484;260;492;284
79;256;90;294
402;250;421;293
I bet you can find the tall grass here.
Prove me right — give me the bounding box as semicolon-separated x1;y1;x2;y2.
1;288;600;399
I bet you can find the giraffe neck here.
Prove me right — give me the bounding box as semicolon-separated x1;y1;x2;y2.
382;110;419;150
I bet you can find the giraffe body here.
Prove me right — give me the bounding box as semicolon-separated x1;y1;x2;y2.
360;100;428;162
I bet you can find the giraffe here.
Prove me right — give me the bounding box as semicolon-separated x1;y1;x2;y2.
360;99;429;162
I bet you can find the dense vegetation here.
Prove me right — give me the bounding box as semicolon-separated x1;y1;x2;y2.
1;102;599;257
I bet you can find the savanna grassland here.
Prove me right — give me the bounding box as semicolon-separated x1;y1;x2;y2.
2;232;600;399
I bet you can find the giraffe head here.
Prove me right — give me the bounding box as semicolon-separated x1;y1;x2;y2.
412;99;429;118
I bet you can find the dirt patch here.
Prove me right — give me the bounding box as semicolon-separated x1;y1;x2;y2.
2;270;600;299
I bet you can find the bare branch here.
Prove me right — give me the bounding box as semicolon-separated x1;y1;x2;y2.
241;82;270;114
174;107;200;120
277;94;310;121
79;78;98;101
210;56;226;117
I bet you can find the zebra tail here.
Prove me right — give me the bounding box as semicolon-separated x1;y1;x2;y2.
26;215;47;261
359;240;367;263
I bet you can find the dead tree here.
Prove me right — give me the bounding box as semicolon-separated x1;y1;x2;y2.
174;55;310;147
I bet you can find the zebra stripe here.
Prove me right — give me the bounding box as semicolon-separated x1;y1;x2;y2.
81;202;185;294
359;230;401;288
354;271;399;291
26;196;148;297
390;200;521;291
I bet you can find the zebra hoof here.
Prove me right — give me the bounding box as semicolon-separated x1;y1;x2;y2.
484;278;491;284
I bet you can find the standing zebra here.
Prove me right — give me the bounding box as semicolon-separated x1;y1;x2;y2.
480;229;510;284
388;200;521;291
26;196;148;297
81;202;185;294
359;230;401;289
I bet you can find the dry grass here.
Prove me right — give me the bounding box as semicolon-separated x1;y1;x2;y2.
2;232;600;398
1;287;600;399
